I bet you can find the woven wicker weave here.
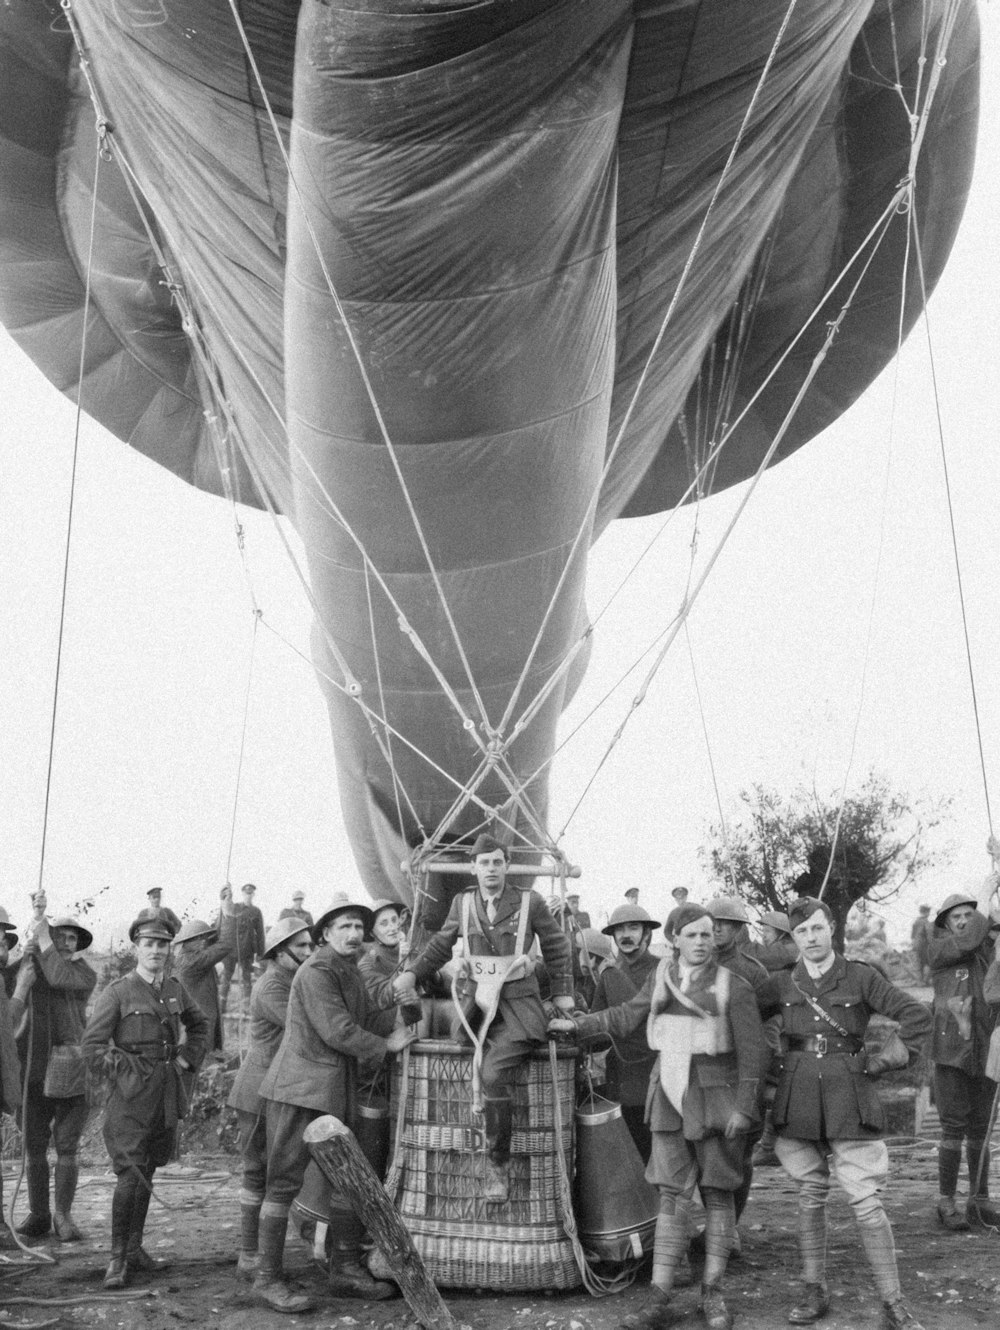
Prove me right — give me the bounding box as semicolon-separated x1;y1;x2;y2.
389;1039;580;1290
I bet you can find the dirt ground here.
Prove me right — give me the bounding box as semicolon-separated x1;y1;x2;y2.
2;1137;998;1330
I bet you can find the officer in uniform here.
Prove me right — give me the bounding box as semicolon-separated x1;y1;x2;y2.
394;834;574;1203
768;897;931;1329
82;910;208;1289
226;915;314;1278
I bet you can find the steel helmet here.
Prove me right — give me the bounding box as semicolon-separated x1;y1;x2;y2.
760;910;792;936
602;904;661;936
49;915;94;951
933;893;979;928
706;896;750;925
173;918;217;946
262;916;313;959
578;928;615;962
312;893;375;942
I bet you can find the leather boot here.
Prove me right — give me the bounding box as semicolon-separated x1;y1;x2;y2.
936;1199;970;1232
701;1282;733;1330
16;1153;51;1238
327;1211;395;1299
881;1298;925;1329
787;1283;830;1324
620;1287;675;1330
483;1097;513;1204
127;1168;170;1272
53;1155;83;1242
104;1176;136;1289
253;1213;316;1313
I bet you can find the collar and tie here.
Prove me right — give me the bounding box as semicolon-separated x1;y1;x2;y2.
486;897;498;924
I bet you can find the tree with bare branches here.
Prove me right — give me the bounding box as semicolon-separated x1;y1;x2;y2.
700;771;952;948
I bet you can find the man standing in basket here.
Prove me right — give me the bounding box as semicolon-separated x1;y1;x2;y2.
82;910;208;1289
394;834;575;1204
254;895;416;1314
768;897;931;1329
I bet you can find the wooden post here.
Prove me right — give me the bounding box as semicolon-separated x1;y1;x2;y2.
303;1115;459;1330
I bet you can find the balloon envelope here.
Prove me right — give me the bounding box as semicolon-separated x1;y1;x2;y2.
0;0;979;911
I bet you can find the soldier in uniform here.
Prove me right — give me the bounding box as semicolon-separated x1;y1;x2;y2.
171;886;237;1054
277;890;314;927
927;891;1000;1230
82;910;208;1289
591;903;662;1160
14;896;97;1242
393;834;574;1203
217;882;266;1013
254;896;416;1313
0;907;32;1249
358;900;405;1009
768;897;931;1329
226;915;314;1278
145;886;182;935
556;903;769;1330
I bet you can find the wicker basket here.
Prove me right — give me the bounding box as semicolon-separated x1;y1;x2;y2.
388;1039;580;1290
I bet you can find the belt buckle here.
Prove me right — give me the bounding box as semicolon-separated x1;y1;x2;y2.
815;1035;827;1057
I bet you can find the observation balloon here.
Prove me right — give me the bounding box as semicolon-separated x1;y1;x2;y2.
0;0;979;918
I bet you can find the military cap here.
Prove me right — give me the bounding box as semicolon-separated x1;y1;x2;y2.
705;896;750;925
602;903;661;935
146;886;162;897
262;916;313;959
933;892;979;928
469;833;508;860
173;918;217;946
50;915;93;951
670;903;715;935
787;897;833;930
240;882;257;894
760;909;792;936
312;893;374;942
292;890;306;901
129;909;176;942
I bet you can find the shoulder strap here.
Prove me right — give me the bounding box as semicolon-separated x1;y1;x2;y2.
662;964;711;1019
514;889;531;957
791;974;860;1046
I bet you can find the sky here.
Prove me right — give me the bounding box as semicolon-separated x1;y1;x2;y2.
1;8;998;949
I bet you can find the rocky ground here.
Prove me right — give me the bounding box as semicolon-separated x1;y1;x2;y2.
2;1136;998;1330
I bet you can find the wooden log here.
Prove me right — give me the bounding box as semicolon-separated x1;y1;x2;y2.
303;1115;458;1330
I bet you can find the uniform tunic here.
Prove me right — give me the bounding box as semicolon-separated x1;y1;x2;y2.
767;955;931;1141
591;949;659;1106
577;957;768;1191
227;962;294;1195
82;971;207;1172
358;940;401;1011
408;884;572;1090
260;946;395;1206
172;938;233;1052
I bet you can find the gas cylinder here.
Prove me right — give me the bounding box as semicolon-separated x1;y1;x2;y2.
573;1095;657;1264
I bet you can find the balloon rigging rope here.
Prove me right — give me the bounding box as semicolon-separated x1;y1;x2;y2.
494;0;804;742
363;560;414;849
684;624;738;895
551;224;895;840
223;606;261;884
33;96;109;896
222;0;494;736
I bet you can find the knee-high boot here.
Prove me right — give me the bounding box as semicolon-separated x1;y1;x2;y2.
16;1153;51;1237
482;1097;513;1203
127;1166;170;1272
253;1206;316;1314
53;1155;82;1242
936;1140;969;1230
327;1206;395;1299
104;1174;138;1288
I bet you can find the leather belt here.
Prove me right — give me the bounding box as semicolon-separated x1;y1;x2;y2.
784;1034;862;1057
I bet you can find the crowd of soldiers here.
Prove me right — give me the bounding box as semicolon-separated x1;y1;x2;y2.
0;847;998;1330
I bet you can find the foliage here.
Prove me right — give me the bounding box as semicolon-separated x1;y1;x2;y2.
700;770;952;946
